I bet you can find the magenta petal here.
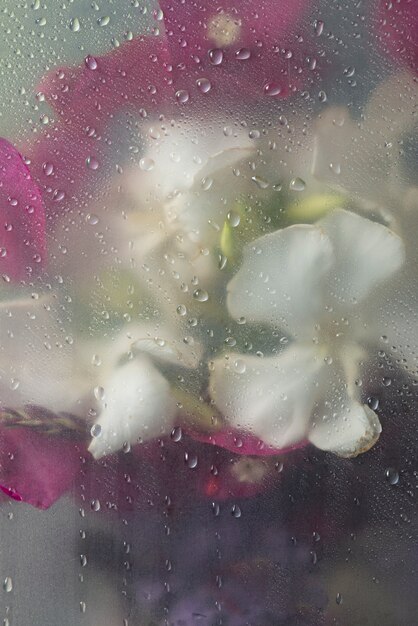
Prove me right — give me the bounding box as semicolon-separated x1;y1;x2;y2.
159;0;313;99
0;139;46;279
29;37;173;219
79;434;279;512
0;428;82;509
188;427;307;457
377;0;418;73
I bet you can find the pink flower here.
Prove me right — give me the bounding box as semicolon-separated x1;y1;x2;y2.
0;139;45;280
29;37;173;218
377;0;418;73
159;0;312;99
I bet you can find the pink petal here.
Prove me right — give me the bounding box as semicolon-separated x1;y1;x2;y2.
79;433;279;512
0;139;46;280
0;427;82;509
377;0;418;73
159;0;314;99
28;37;173;219
188;427;307;457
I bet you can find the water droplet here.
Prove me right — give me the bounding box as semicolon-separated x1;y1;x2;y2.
3;577;12;593
236;48;251;60
231;504;241;518
171;426;183;442
122;441;131;454
201;177;213;191
275;460;284;472
175;90;189;104
307;56;317;70
289;177;306;192
90;423;102;438
139;158;155;171
368;396;379;411
91;499;101;512
251;175;269;189
382;377;392;387
98;16;110;27
234;359;246;374
85;56;98;70
69;17;80;32
176;304;187;317
318;90;327;103
91;354;102;366
80;554;88;567
336;593;343;605
86;213;99;225
208;48;223;65
93;386;105;401
227;210;240;227
86;156;99;170
385;467;399;485
212;502;220;516
314;20;324;36
185;452;198;468
193;288;209;302
196;78;212;93
264;82;282;97
42;162;54;176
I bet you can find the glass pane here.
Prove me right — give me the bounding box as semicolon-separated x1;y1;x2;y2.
0;1;417;624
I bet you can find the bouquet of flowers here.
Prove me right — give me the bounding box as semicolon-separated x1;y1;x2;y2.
0;0;416;622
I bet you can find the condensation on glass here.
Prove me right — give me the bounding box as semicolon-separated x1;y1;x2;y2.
0;1;417;625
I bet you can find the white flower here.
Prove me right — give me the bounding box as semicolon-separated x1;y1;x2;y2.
87;321;202;459
87;355;177;459
209;209;405;457
119;121;254;302
0;290;200;459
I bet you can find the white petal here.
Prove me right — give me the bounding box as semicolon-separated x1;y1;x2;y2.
319;209;405;306
308;356;381;457
86;321;202;370
125;121;252;203
88;356;177;459
209;344;325;449
164;146;252;251
227;225;333;336
309;398;381;458
132;328;202;368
